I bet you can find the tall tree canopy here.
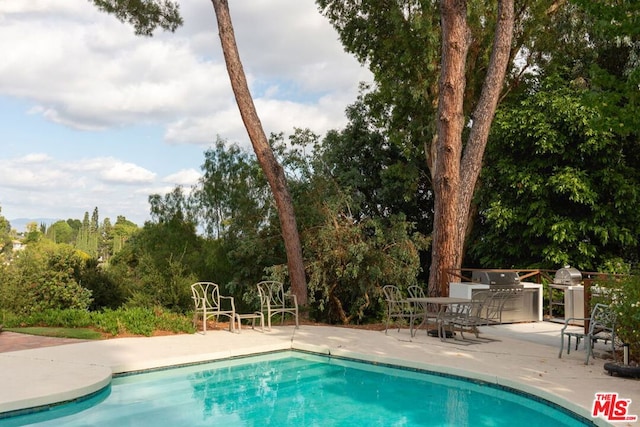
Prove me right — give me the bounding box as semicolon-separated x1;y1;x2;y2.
469;0;640;271
318;0;516;294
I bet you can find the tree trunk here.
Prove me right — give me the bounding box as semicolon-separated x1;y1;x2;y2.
429;0;514;296
429;0;469;296
211;0;308;305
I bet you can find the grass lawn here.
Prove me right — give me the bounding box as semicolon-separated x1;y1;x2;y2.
4;327;103;340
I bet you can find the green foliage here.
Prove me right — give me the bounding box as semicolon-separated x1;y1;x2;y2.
108;219;201;312
303;198;428;324
316;0;442;156
469;73;640;270
95;307;194;336
0;206;11;258
101;307;155;336
39;211;138;263
193;138;271;240
192;138;286;290
315;98;432;232
23;222;42;244
46;220;76;244
81;258;127;310
2;307;195;336
112;216;139;254
0;241;93;314
184;129;431;323
594;273;640;360
16;308;94;328
91;0;183;36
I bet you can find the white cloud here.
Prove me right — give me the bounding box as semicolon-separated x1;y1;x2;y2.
18;153;53;164
0;155;156;224
0;0;372;225
100;161;156;184
163;169;201;186
0;0;370;141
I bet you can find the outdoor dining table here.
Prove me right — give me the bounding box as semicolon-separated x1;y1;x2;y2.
405;297;472;340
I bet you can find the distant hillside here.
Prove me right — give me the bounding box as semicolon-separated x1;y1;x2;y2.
9;218;61;233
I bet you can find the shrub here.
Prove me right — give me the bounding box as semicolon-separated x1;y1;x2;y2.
96;307;196;336
2;307;195;336
301;205;428;324
3;241;93;314
596;273;640;362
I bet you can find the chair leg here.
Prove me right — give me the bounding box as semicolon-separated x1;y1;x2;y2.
585;338;593;365
385;311;390;335
410;315;415;338
558;334;564;358
203;308;207;334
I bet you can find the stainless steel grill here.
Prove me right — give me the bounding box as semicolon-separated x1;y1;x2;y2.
470;270;534;323
554;266;582;286
472;271;521;286
549;266;584;324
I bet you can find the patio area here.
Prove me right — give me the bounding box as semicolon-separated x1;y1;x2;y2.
0;321;637;426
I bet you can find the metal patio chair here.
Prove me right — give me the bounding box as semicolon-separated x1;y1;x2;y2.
440;292;489;340
407;285;438;337
257;281;299;330
484;285;523;324
382;285;414;335
191;282;236;334
559;303;616;364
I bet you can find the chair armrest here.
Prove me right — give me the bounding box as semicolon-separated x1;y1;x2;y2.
560;317;589;332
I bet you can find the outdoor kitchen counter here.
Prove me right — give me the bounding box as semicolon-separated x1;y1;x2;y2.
449;282;543;322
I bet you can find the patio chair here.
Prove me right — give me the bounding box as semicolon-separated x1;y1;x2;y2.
191;282;236;334
440;292;489;340
257;281;299;330
407;285;438;337
484;285;523;324
382;285;414;335
559;303;616;365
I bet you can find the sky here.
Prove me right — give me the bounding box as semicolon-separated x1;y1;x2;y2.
0;0;372;230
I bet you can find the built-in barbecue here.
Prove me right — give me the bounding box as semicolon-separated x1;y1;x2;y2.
549;266;584;324
450;270;542;323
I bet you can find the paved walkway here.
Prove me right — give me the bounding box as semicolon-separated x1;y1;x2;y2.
0;323;638;426
0;331;86;353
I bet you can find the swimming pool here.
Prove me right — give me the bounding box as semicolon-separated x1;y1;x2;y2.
3;351;593;426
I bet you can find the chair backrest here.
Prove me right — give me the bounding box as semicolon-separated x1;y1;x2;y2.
383;285;402;302
589;303;616;334
462;291;490;318
257;281;287;309
382;285;409;314
191;282;221;311
407;285;426;299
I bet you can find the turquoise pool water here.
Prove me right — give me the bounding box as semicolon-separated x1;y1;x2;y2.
4;351;593;426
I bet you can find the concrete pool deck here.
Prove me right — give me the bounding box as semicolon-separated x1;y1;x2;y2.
0;322;638;426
